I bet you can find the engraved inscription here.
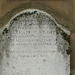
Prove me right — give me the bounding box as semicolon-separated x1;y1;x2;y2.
0;9;70;75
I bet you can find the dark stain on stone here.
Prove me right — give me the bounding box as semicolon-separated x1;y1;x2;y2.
13;18;18;21
34;11;37;14
10;19;14;25
62;32;70;45
43;59;46;62
56;27;70;45
29;23;32;26
66;47;72;54
19;14;23;17
24;11;37;16
2;28;9;35
8;36;10;39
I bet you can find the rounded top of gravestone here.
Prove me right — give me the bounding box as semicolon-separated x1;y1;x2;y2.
0;9;70;36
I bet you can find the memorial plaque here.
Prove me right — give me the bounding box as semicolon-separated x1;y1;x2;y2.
0;9;71;75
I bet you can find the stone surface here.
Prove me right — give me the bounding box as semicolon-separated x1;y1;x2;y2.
0;9;70;75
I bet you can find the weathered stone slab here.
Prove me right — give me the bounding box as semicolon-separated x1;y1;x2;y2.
0;9;70;75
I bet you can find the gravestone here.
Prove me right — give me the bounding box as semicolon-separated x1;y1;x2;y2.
0;9;71;75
